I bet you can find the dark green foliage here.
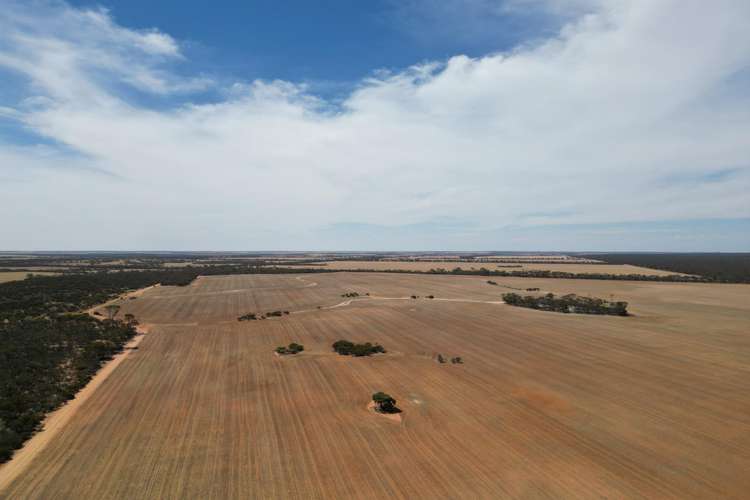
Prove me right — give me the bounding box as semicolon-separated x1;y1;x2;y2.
502;292;629;316
526;288;540;291
426;295;435;299
332;340;386;357
341;292;360;298
423;267;710;282
276;343;304;355
372;392;400;413
487;280;498;285
0;315;136;463
410;295;418;299
582;253;750;283
266;311;283;317
451;357;463;364
237;312;257;321
437;354;446;363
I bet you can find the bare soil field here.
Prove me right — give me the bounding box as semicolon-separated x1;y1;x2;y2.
3;273;749;499
0;271;59;283
288;260;681;276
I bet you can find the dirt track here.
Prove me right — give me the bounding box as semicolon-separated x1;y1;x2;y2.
3;273;749;499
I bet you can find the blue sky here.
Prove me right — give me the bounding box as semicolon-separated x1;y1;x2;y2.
1;0;749;251
64;0;564;89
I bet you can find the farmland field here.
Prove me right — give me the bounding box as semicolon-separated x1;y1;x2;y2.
2;273;749;498
287;260;683;276
0;271;59;283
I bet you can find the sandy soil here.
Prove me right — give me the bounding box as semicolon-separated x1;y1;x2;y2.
367;401;403;423
0;271;59;283
0;326;149;493
4;273;749;499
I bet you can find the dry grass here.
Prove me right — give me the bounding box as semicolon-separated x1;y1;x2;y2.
0;271;59;283
3;273;749;499
287;260;681;276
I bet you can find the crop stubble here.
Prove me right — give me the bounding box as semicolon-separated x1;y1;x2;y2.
2;272;749;499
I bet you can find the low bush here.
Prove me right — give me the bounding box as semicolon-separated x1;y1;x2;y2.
502;292;628;316
372;392;400;413
332;340;386;357
276;343;304;355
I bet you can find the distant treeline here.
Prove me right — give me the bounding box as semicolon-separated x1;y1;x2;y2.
329;267;712;282
502;292;629;316
582;253;750;283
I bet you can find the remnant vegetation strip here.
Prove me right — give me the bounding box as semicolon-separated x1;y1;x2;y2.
0;328;148;493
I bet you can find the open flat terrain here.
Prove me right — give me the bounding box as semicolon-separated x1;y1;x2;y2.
0;271;59;283
288;260;683;276
3;273;749;499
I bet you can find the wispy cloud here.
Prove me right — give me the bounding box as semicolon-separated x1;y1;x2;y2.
0;0;749;249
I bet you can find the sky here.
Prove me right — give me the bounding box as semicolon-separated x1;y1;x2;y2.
0;0;749;251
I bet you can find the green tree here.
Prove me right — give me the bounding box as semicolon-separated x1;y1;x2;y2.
372;392;398;413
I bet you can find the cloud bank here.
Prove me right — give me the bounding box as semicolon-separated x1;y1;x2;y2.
1;0;749;250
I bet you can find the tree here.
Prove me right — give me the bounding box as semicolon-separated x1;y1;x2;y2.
287;343;304;353
123;313;138;326
372;392;398;413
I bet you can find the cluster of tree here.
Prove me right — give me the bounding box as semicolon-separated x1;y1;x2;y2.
526;287;540;291
341;292;360;298
275;343;304;355
332;340;386;357
0;314;137;463
487;280;498;285
371;392;400;414
238;310;289;321
502;292;629;316
409;267;711;282
436;354;463;364
582;253;750;283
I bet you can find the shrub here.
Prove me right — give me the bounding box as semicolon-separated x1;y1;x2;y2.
237;312;257;321
372;392;399;413
332;340;385;357
276;343;304;355
502;292;629;316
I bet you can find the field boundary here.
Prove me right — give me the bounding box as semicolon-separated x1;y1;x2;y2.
0;327;148;493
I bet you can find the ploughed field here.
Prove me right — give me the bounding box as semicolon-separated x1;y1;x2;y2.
4;273;750;499
287;260;684;276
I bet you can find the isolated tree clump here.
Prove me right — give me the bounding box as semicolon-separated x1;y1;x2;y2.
372;392;400;413
332;340;386;357
276;343;304;355
502;292;629;316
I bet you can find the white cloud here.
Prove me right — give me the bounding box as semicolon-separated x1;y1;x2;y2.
0;0;749;250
